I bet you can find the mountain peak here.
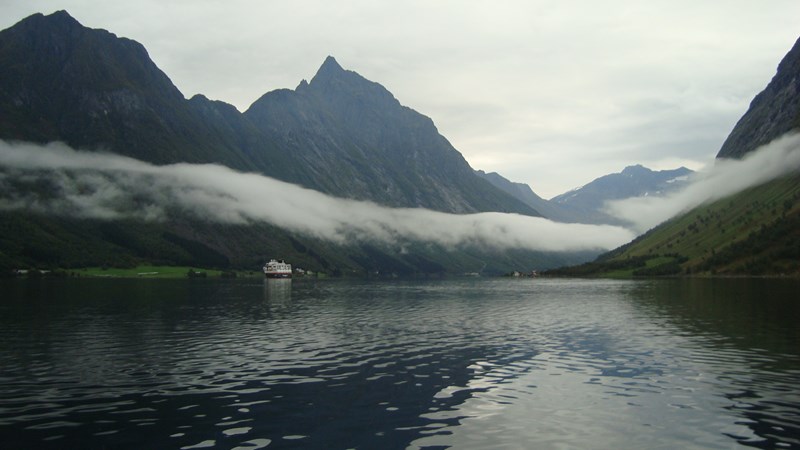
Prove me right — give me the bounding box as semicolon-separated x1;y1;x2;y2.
302;55;403;111
47;9;78;21
18;9;82;29
1;9;182;98
624;164;646;169
0;7;187;151
621;164;650;175
312;55;345;81
321;55;342;70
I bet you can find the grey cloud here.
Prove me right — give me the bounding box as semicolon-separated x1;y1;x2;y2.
0;141;635;253
605;132;800;233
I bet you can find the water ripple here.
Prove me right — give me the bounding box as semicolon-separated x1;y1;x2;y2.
0;278;798;448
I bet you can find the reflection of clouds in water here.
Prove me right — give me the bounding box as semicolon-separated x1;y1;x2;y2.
414;279;799;449
415;343;765;449
1;278;797;448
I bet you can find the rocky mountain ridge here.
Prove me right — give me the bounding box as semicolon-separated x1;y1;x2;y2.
717;36;800;159
0;10;558;275
244;56;535;213
478;165;693;225
0;11;536;216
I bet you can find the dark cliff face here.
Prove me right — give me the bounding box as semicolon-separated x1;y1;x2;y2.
0;11;181;100
0;11;257;169
244;56;539;214
716;36;800;159
0;11;179;142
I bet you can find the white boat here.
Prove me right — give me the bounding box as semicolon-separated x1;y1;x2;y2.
263;259;292;278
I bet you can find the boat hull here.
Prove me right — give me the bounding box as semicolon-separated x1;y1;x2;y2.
264;272;292;279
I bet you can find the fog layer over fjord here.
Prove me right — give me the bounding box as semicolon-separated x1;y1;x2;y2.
3;133;797;253
605;132;800;233
0;141;634;252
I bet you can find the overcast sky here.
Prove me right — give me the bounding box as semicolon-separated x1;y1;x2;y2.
2;1;799;199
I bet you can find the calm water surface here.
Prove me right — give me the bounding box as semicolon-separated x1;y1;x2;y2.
0;277;798;449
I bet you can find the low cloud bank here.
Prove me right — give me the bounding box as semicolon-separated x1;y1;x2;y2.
605;132;800;233
0;141;634;252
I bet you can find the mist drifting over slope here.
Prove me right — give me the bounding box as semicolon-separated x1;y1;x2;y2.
605;133;800;233
3;133;796;255
0;141;634;253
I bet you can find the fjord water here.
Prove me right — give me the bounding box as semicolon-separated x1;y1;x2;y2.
1;278;798;449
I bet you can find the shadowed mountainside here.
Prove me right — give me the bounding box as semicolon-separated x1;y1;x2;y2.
717;36;800;159
0;11;536;216
0;11;562;275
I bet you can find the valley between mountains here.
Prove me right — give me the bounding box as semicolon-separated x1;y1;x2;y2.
1;11;799;277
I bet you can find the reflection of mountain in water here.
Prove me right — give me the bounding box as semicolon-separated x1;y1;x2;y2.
630;279;800;354
1;278;798;448
412;279;800;449
626;279;800;448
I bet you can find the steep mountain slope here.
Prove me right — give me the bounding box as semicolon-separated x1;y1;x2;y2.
0;10;553;275
0;211;586;277
549;35;800;277
245;57;538;214
0;11;536;216
0;11;268;171
549;174;800;277
613;175;800;275
478;165;692;225
475;170;592;223
718;36;800;159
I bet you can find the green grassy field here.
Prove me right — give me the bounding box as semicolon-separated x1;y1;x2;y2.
548;174;800;278
620;176;800;260
74;265;261;279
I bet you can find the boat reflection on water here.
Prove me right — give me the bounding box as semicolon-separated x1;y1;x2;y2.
264;278;292;304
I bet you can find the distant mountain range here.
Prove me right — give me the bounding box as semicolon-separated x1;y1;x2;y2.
550;35;800;277
477;165;692;225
